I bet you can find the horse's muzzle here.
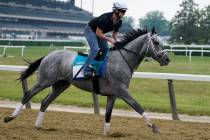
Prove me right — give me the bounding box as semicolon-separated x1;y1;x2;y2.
159;53;170;66
160;57;170;66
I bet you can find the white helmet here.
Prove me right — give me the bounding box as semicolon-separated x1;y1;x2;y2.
112;1;128;10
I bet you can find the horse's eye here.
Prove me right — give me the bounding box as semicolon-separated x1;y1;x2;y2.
153;41;159;45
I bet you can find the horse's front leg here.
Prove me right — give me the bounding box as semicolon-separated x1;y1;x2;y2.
117;84;160;134
103;95;116;135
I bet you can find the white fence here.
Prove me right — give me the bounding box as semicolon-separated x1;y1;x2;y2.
134;72;210;81
165;45;210;63
64;46;89;53
64;46;87;50
167;45;210;50
165;49;210;63
0;45;26;57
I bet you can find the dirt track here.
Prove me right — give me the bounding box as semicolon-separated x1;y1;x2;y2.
1;108;210;140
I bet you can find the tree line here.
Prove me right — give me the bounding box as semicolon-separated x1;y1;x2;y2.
120;0;210;44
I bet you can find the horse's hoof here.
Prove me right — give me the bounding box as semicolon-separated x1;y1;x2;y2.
35;126;42;130
4;116;15;123
148;123;160;134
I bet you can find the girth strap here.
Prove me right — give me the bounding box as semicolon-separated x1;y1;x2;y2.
92;74;100;94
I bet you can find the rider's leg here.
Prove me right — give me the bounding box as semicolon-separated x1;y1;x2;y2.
84;26;100;76
97;38;109;75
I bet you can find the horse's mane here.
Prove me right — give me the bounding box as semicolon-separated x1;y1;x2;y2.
112;28;148;50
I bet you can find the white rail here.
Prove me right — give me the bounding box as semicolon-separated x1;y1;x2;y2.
64;46;89;53
0;45;26;57
167;45;210;49
134;72;210;82
165;49;210;63
64;46;87;50
0;65;27;71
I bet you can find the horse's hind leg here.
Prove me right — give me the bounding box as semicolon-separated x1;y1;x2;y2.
4;82;49;123
35;80;70;129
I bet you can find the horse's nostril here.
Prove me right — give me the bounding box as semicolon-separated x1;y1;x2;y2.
165;58;170;63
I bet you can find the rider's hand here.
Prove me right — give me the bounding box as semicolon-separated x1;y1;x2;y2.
108;38;116;45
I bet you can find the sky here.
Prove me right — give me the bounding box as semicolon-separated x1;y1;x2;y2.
73;0;209;24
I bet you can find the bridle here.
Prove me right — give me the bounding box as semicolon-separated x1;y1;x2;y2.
118;33;166;74
145;33;167;58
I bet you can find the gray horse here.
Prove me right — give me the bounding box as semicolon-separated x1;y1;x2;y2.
4;28;169;135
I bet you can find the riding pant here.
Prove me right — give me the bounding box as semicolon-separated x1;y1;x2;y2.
84;25;109;75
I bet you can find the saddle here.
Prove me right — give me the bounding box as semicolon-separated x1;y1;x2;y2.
73;50;109;80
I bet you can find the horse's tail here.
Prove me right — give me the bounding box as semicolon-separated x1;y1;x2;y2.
18;56;45;81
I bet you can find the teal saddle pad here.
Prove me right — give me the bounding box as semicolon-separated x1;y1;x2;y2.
72;52;108;79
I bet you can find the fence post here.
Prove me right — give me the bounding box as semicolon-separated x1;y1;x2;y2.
3;46;7;57
21;46;25;57
92;93;100;114
189;51;192;63
22;79;31;109
167;80;179;120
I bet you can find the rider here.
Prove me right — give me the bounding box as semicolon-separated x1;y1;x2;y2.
83;1;127;77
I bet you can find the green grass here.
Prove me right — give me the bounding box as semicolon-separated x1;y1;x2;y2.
0;47;210;116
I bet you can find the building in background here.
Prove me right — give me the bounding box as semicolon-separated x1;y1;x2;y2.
0;0;92;39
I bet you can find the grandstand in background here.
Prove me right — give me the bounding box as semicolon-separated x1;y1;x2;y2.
0;0;93;39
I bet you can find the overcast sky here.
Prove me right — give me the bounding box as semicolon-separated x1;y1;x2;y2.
74;0;209;22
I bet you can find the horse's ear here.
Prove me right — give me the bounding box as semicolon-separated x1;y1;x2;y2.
144;26;148;32
151;26;156;34
142;26;148;32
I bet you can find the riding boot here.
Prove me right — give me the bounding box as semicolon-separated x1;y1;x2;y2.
83;49;99;78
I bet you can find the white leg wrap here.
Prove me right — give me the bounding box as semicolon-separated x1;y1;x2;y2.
103;123;111;136
35;111;45;129
12;103;24;117
142;112;152;126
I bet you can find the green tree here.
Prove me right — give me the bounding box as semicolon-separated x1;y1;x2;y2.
198;5;210;44
120;16;134;33
139;10;170;36
170;0;200;44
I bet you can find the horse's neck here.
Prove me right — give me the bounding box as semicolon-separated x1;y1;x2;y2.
109;37;145;74
122;37;145;71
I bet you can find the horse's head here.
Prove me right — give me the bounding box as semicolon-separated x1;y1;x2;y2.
142;27;170;66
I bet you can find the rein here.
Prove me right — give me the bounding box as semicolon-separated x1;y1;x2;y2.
116;33;153;75
112;33;166;75
118;47;143;74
